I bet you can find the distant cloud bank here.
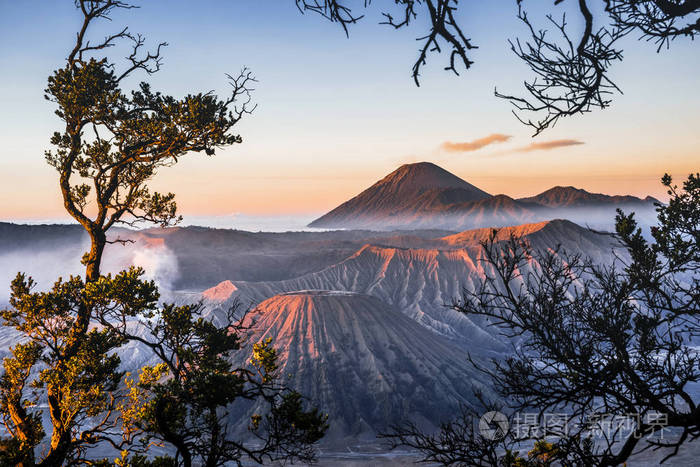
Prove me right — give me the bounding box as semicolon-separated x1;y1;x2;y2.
516;139;585;152
441;133;512;152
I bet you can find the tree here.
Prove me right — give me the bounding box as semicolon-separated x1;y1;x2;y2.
385;173;700;465
0;1;326;465
117;303;328;467
296;0;700;134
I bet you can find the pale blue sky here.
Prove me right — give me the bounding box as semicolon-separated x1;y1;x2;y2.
0;1;697;220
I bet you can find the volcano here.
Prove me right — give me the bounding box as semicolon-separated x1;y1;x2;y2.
205;219;620;345
309;162;492;229
231;290;487;446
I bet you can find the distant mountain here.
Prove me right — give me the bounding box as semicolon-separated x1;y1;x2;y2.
432;194;537;229
0;222;453;295
0;222;86;253
309;162;658;231
309;162;491;229
519;186;659;208
230;291;487;446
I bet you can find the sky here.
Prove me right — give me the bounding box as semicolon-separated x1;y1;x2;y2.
0;1;698;224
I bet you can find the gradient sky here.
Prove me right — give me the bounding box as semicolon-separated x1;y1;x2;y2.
0;1;698;222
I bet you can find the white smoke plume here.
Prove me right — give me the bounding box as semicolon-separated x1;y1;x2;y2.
0;240;180;306
124;244;179;291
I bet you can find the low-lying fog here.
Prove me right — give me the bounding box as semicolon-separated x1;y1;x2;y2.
0;239;178;305
2;213;327;233
0;214;330;304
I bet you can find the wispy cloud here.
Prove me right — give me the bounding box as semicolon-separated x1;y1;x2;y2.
516;139;585;152
441;133;512;152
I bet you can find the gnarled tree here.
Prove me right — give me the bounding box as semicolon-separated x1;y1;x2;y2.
0;1;326;465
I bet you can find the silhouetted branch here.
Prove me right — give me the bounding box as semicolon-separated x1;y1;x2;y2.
381;393;514;466
69;0;136;64
117;33;168;81
296;0;476;86
105;237;135;245
496;2;624;136
295;0;367;34
606;0;700;49
296;0;699;133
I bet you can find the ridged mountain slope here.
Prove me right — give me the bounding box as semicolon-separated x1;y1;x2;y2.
204;220;619;348
232;291;487;446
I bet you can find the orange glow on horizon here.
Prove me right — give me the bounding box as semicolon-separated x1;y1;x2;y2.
0;147;694;220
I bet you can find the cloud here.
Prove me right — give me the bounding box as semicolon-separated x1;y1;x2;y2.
516;139;585;152
440;133;512;152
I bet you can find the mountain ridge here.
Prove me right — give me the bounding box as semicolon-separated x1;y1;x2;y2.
518;185;660;208
309;162;658;230
201;219;619;344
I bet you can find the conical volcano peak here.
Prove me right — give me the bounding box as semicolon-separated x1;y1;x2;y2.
309;162;492;229
234;289;486;445
308;162;659;231
377;161;490;194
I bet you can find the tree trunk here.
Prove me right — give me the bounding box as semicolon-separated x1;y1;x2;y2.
85;228;106;283
155;397;193;467
40;387;72;467
205;409;221;467
39;229;107;466
6;400;34;447
39;441;71;467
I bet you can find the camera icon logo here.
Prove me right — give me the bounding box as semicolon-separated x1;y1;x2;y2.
479;411;509;440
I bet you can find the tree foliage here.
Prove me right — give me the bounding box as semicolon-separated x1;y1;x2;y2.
385;173;700;466
44;0;255;283
296;0;700;134
0;1;327;465
117;303;328;467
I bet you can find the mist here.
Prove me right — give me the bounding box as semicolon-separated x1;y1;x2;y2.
314;205;659;234
180;213;324;232
0;236;179;306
